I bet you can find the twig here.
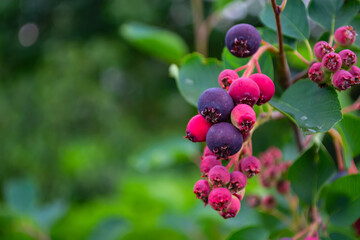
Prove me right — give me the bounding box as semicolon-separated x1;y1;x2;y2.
294;50;311;65
342;97;360;114
292;122;305;152
292;68;310;83
349;159;359;174
328;128;344;171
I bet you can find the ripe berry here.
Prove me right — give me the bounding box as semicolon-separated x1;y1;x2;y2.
349;65;360;85
334;25;356;46
220;196;241;219
313;41;334;61
240;156;261;177
200;155;222;177
322;52;342;72
198;88;234;124
208;165;230;188
276;180;290;194
208;187;232;211
225;23;261;58
332;70;353;90
203;145;215;157
193;179;211;205
339;49;357;69
229;171;247;193
206;122;243;160
262;195;276;209
218;69;239;90
228;77;260;106
231;104;256;133
246;194;261;207
308;62;325;84
185;114;212;142
249;73;275;105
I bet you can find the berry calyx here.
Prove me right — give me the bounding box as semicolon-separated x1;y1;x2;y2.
308;62;325;84
332;70;353;90
228;77;260;107
339;49;357;69
200;155;222;177
218;69;239;90
193;180;211;205
322;52;342;72
208;187;232;211
249;73;275;105
185;114;212;142
220;195;241;219
208;165;230;188
334;25;356;46
203;145;215;157
240;156;261;177
229;171;247;193
231;104;256;133
313;41;334;61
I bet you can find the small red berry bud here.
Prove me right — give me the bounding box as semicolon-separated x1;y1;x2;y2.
193;179;211;205
246;194;261;207
276;180;291;194
231;104;256;133
229;171;247;193
334;25;356;46
200;156;222;177
349;65;360;85
249;73;275;105
322;52;342;72
220;195;241;219
339;49;357;69
308;62;325;84
228;77;260;107
262;195;276;210
332;70;353;90
313;41;334;61
208;165;230;188
185;114;212;142
218;69;239;90
208;187;232;211
240;156;261;178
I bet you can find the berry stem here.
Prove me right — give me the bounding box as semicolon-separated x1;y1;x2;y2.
305;40;314;62
226;158;235;170
329;34;335;47
294;50;311;65
242;44;278;77
235;64;249;72
328;128;344;171
349;159;359;174
342;96;360;114
255;60;261;73
279;0;287;12
292;68;312;83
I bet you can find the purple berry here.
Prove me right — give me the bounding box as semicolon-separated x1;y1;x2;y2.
322;52;342;72
198;88;234;124
185;114;212;142
229;171;247;193
262;195;276;209
228;77;260;106
349;65;360;85
308;62;325;84
313;41;334;61
332;70;353;90
240;156;261;177
208;187;232;211
339;49;357;69
218;69;239;90
220;196;241;219
225;23;261;58
208;165;230;188
276;180;290;194
193;179;211;205
200;155;222;177
334;25;356;46
231;104;256;133
249;73;275;105
206;122;243;160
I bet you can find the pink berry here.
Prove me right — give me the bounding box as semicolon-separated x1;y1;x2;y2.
262;195;276;209
308;62;325;84
208;165;230;188
246;194;261;207
220;195;241;219
349;65;360;85
193;179;211;205
304;237;319;240
229;171;247;193
228;77;260;107
332;70;353;90
259;152;274;167
208;187;232;211
313;41;334;61
218;69;239;90
249;73;275;105
185;114;212;142
203;145;215;157
264;165;281;180
231;104;256;133
322;52;342;72
334;25;356;46
339;49;357;69
268;146;282;161
276;180;290;194
260;174;272;188
240;156;261;178
200;155;222;177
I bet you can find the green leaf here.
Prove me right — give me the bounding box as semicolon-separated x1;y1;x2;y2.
270;79;342;135
120;22;188;63
33;201;68;229
227;226;269;240
88;217;130;240
350;15;360;50
171;53;223;107
258;27;297;49
329;232;356;240
308;0;360;32
320;174;360;226
3;179;37;214
288;144;336;205
260;0;309;40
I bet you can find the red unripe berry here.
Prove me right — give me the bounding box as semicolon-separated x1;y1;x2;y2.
262;195;276;210
353;218;360;236
308;62;325;84
260;174;272;188
218;69;239;90
276;180;291;194
334;25;356;46
240;156;261;178
349;65;360;85
208;165;230;188
231;104;256;133
208;187;232;211
228;77;260;107
246;194;261;208
185;114;212;142
200;155;222;177
193;179;211;205
264;165;281;180
339;49;357;69
313;41;334;61
322;52;342;72
220;195;241;219
229;171;247;193
332;70;353;90
203;146;215;157
249;73;275;105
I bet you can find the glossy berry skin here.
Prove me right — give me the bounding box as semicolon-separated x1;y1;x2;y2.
339;49;357;69
334;25;356;46
313;41;334;61
262;195;276;209
198;88;234;124
308;62;325;84
208;165;230;188
229;171;247;193
185;114;212;142
349;65;360;85
206;122;243;160
225;23;261;58
249;73;275;105
208;187;232;211
231;104;256;133
228;77;260;106
276;180;290;194
193;179;211;205
322;53;342;72
332;70;353;90
220;196;241;219
218;69;239;90
240;156;261;177
200;155;222;177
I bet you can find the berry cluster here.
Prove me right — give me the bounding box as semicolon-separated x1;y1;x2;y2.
309;25;359;90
